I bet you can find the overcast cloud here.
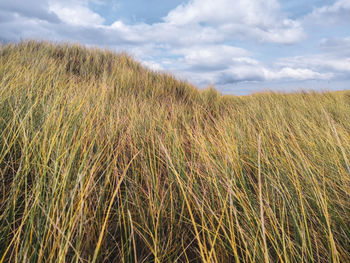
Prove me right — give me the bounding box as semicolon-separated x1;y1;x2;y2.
0;0;349;94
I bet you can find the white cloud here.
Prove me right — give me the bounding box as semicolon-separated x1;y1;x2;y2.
1;0;305;46
218;65;331;84
49;2;104;27
107;21;224;46
174;63;331;87
264;67;333;81
141;60;164;71
276;36;350;76
155;43;332;87
164;0;304;44
177;45;250;71
278;55;350;74
306;0;350;25
83;0;304;46
0;0;59;23
165;0;280;26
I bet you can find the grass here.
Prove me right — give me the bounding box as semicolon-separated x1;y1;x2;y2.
0;40;349;262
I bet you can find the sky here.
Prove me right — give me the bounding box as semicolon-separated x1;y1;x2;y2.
0;0;349;94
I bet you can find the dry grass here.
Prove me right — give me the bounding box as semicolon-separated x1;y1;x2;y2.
0;40;350;262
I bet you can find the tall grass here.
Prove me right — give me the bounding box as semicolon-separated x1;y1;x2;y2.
0;40;349;262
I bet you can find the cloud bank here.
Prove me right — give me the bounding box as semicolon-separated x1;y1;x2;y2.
0;0;349;94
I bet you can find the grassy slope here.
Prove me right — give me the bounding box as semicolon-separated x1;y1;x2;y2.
0;41;350;262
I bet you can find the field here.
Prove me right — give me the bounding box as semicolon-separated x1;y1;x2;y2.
0;41;349;262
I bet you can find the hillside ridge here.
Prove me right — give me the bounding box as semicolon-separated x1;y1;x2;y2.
1;41;350;262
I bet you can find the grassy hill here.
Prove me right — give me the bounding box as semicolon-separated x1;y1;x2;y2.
0;41;349;262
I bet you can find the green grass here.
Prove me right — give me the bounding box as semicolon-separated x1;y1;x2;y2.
0;40;349;262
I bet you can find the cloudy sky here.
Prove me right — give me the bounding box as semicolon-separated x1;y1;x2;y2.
0;0;349;94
